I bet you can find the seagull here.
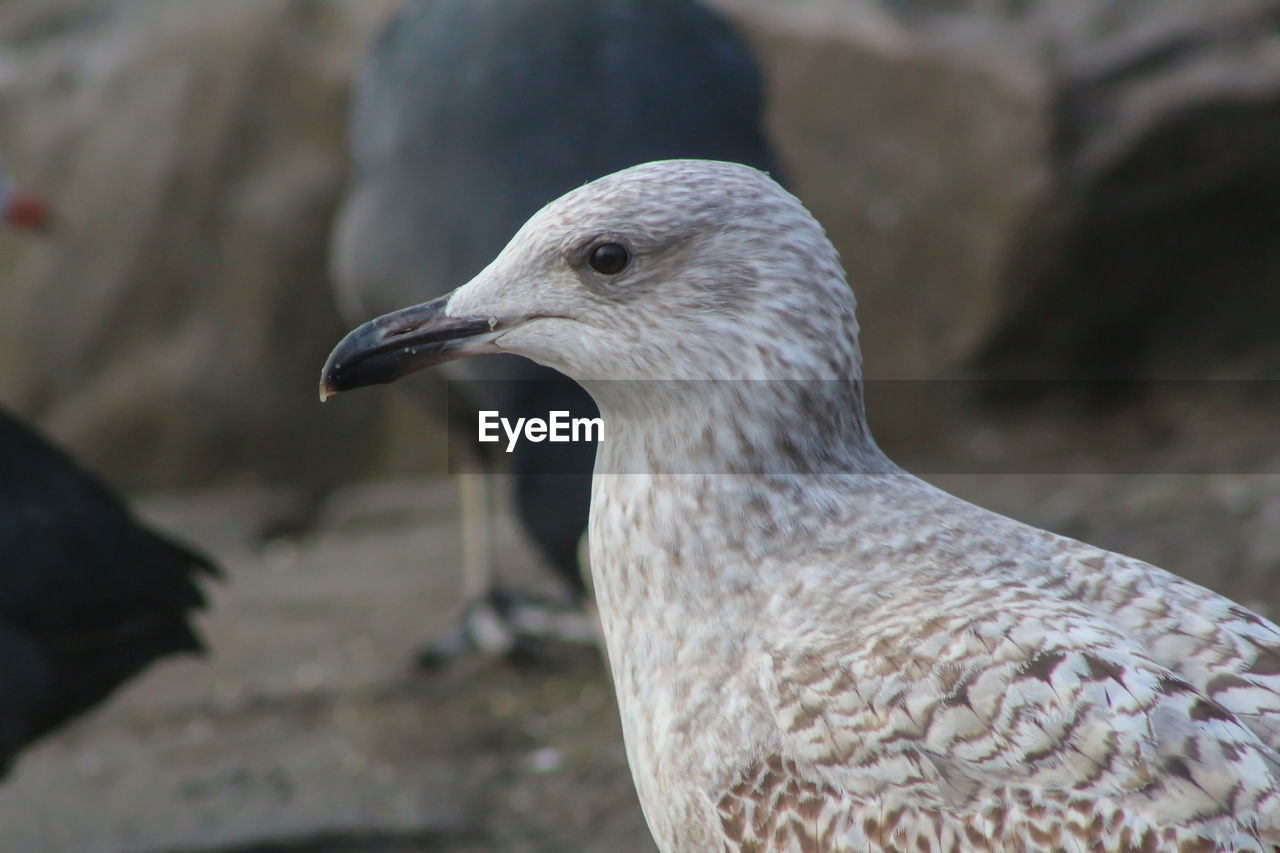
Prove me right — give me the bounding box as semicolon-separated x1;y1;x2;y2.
330;0;780;665
321;160;1280;852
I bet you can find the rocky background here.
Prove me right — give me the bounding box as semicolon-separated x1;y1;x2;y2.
0;0;1278;850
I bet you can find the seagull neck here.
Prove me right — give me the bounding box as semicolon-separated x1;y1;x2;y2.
588;377;892;476
585;379;904;825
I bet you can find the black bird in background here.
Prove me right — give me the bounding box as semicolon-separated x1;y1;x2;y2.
331;0;781;664
0;170;217;776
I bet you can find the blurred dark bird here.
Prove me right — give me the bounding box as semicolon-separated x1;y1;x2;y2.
0;172;216;777
0;415;218;776
331;0;781;666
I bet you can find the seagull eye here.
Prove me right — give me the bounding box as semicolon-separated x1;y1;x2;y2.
588;242;630;275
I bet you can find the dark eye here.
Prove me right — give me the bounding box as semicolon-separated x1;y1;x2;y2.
588;242;630;275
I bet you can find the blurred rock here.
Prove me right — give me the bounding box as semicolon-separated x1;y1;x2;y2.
2;0;1280;489
714;0;1280;383
0;0;401;489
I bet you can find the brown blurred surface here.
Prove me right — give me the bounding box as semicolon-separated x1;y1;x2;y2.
0;476;655;853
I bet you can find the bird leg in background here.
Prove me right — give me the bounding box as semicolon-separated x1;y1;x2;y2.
414;468;599;669
458;470;492;604
415;467;510;667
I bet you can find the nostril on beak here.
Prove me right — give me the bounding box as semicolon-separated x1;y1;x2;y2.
386;322;423;339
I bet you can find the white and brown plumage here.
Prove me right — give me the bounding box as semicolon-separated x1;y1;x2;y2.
321;159;1280;852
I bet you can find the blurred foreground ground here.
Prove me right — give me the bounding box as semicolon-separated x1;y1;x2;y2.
0;477;653;853
0;407;1277;851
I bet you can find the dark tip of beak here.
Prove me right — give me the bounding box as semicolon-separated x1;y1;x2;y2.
320;295;496;400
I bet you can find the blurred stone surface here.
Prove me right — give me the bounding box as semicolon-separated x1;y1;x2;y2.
714;0;1280;382
0;0;403;489
2;0;1280;489
711;0;1047;381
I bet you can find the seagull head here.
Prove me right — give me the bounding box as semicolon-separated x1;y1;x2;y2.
320;159;862;400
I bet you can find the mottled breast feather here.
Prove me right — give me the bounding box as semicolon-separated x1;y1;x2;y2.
715;525;1280;852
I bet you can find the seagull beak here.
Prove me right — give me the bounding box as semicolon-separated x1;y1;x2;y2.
319;295;499;401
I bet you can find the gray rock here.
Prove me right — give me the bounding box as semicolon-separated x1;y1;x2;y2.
0;0;399;489
715;0;1280;383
